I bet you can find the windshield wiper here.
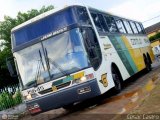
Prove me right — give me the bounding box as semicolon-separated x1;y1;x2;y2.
34;50;45;87
44;48;68;77
35;60;42;86
39;50;45;71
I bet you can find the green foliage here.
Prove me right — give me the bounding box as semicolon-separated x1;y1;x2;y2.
13;90;22;105
149;32;160;42
0;5;54;87
0;91;23;111
0;92;15;110
155;32;160;39
149;36;155;42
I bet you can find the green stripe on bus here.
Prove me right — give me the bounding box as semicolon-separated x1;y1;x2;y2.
108;35;138;76
115;36;138;73
52;76;74;86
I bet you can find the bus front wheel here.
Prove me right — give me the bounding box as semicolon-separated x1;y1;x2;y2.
111;67;123;94
63;103;74;110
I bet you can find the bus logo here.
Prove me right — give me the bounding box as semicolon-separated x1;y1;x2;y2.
100;73;108;87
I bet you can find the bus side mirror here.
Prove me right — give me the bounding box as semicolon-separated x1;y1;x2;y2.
6;57;18;77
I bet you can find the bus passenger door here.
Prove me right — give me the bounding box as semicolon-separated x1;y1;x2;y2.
81;27;114;94
81;27;102;70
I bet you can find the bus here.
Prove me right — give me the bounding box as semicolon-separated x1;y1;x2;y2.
9;4;154;114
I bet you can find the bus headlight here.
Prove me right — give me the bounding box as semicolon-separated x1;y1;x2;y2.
26;94;32;100
80;76;87;82
72;73;94;84
24;93;38;100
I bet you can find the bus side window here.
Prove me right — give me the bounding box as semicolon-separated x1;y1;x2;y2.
97;14;109;32
76;7;91;25
130;21;138;34
81;28;102;70
123;20;133;34
140;23;146;34
135;22;143;34
91;12;104;32
104;16;118;33
115;19;126;33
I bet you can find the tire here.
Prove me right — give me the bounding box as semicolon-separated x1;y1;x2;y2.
144;57;152;72
63;103;74;110
112;67;122;94
147;53;152;64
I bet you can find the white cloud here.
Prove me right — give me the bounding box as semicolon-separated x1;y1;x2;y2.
0;0;14;20
108;0;160;27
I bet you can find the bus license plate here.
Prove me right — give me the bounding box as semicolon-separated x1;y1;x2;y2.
78;87;91;94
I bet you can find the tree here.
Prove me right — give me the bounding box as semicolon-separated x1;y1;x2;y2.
0;5;54;88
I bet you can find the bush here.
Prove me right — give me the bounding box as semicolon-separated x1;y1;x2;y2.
149;32;160;42
149;36;155;42
0;91;22;111
0;92;15;110
155;32;160;39
13;90;22;105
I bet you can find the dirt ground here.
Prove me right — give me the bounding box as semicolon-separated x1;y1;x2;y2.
115;73;160;120
131;79;160;114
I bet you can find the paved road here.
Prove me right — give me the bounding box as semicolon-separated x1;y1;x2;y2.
21;61;160;120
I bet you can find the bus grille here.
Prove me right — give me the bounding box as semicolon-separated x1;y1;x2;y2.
56;81;71;89
38;81;71;95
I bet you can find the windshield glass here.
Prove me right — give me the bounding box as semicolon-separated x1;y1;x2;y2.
12;7;76;47
14;28;91;89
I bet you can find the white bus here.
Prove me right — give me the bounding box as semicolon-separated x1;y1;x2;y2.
9;5;154;114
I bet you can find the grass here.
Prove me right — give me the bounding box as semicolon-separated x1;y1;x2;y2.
0;90;22;111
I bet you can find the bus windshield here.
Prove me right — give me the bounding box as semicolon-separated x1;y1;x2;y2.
14;28;91;89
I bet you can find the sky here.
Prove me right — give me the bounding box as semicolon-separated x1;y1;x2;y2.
0;0;160;28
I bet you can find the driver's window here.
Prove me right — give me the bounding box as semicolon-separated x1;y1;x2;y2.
81;28;102;70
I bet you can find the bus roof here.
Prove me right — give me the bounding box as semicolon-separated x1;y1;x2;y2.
11;4;141;32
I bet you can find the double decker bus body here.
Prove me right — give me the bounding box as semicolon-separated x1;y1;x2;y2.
11;5;154;114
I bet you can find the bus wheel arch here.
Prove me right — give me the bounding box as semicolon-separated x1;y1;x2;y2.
111;63;123;93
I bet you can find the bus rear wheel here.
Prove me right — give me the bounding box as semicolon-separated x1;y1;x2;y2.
112;67;122;94
144;57;152;72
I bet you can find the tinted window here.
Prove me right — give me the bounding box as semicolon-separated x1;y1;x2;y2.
13;8;76;47
76;7;91;25
140;23;146;34
91;12;103;32
123;20;133;34
97;14;109;32
81;28;102;70
104;16;118;33
135;23;143;34
130;21;138;34
115;19;126;33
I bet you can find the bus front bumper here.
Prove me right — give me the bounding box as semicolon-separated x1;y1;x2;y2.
26;79;101;114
